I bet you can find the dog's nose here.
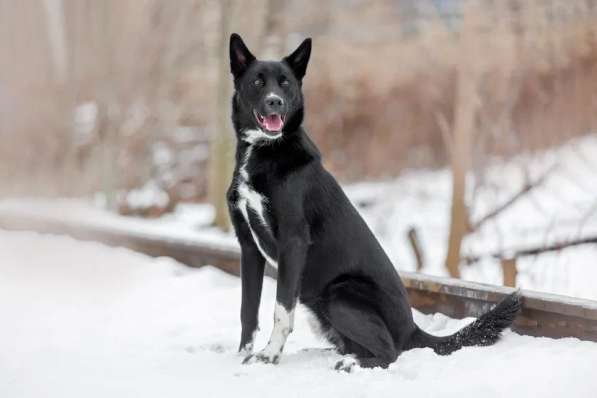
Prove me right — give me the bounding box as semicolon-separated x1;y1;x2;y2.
264;95;285;114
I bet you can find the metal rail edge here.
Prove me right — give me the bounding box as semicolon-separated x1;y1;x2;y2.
1;211;596;342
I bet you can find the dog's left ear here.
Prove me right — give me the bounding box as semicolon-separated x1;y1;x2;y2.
283;38;312;80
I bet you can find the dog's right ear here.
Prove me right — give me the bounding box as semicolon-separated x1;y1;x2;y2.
230;33;255;78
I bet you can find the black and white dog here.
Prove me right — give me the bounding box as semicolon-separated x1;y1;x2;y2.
226;33;521;371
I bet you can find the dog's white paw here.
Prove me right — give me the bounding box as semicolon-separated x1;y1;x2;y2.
242;347;282;365
238;342;254;357
334;357;357;373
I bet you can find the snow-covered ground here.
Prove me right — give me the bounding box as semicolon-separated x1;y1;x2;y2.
1;230;596;398
1;135;596;300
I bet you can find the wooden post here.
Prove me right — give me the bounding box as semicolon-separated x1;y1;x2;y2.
501;257;518;287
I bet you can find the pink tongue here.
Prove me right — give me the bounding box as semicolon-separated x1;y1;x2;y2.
264;115;283;132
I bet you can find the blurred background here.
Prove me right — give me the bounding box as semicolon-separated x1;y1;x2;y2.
1;0;597;296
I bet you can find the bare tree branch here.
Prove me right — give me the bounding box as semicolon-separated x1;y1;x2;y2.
464;235;597;265
507;236;597;258
407;227;425;271
469;165;556;232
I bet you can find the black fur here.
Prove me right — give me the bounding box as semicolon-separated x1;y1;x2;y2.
227;33;522;370
406;291;522;355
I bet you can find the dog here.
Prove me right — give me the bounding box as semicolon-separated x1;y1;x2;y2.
226;33;521;371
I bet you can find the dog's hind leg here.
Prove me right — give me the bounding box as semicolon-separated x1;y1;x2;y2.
320;286;399;371
331;333;396;371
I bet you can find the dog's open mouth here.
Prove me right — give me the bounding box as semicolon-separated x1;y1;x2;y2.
254;110;285;134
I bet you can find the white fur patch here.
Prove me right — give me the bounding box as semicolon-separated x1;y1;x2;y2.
236;141;278;269
303;306;342;347
305;308;324;337
265;92;283;101
260;302;293;357
239;200;278;270
242;128;281;144
238;183;267;227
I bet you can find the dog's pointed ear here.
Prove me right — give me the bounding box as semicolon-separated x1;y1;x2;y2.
230;33;256;78
283;38;312;80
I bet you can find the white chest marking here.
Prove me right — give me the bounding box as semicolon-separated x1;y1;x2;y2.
237;143;278;269
242;128;281;145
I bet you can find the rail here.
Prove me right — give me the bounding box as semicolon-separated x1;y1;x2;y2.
1;211;596;342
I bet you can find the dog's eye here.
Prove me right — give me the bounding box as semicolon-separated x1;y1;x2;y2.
280;78;289;87
253;78;264;87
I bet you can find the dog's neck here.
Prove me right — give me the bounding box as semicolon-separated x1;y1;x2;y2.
232;125;320;178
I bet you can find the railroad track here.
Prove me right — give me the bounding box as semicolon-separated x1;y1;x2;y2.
1;211;596;342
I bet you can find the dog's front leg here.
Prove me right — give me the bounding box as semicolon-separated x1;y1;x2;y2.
238;242;266;356
244;231;308;365
231;207;266;356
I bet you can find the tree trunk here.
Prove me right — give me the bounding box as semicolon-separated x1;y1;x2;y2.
208;0;234;231
444;5;481;278
42;0;68;84
444;67;479;278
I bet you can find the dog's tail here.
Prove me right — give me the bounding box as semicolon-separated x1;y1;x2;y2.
406;291;522;355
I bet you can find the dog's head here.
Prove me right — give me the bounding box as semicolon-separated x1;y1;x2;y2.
229;33;311;143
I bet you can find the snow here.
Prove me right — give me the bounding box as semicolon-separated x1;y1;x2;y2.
347;134;597;300
1;230;596;398
118;180;170;210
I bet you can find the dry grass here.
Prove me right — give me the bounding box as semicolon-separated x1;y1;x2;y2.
305;1;597;180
